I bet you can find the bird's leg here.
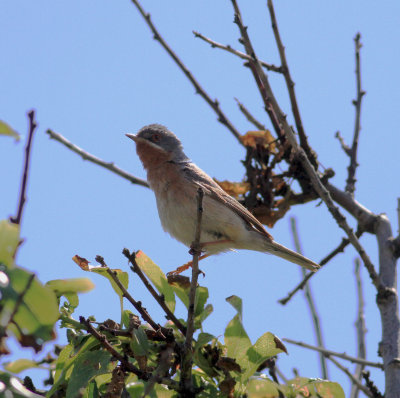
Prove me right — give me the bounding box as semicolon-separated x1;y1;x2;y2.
167;254;209;276
167;239;233;276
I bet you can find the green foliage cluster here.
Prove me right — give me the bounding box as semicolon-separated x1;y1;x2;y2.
0;227;344;397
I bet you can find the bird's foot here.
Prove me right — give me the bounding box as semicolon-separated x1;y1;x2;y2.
166;254;209;277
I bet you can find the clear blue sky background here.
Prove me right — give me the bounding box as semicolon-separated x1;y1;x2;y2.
1;0;400;395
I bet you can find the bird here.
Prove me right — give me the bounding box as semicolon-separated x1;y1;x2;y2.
126;124;319;274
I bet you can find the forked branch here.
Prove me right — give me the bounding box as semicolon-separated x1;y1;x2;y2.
129;0;242;143
346;33;366;195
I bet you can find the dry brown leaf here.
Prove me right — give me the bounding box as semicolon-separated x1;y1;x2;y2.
167;274;191;289
214;179;250;199
72;254;90;270
273;335;288;354
240;130;276;152
216;357;242;373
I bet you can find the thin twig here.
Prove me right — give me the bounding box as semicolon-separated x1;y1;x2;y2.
290;217;328;379
282;338;384;369
10;110;38;225
98;261;168;338
328;356;373;398
46;129;149;188
346;33;365;195
180;188;204;395
129;0;242;144
193;31;282;73
120;249;187;336
79;316;148;379
231;0;384;292
267;0;316;167
335;130;351;156
230;0;284;142
279;229;364;305
234;98;266;130
351;258;367;398
362;371;384;398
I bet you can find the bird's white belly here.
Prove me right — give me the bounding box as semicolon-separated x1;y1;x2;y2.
154;186;249;254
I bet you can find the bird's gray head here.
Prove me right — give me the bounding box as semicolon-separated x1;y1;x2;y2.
126;124;189;162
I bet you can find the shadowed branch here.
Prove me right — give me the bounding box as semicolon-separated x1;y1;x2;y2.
10;110;38;226
290;217;328;379
46;129;149;188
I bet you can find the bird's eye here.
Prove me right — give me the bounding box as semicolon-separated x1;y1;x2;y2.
151;134;161;143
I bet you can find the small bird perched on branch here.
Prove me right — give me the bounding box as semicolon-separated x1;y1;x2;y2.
126;124;319;274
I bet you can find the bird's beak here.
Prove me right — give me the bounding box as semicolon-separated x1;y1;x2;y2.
125;133;138;142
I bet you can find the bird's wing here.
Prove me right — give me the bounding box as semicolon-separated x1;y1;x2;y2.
182;163;273;240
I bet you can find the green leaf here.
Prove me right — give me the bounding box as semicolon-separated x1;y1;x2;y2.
50;336;100;395
283;377;345;398
245;377;281;397
0;120;20;141
195;332;215;351
171;282;189;308
195;303;213;328
224;296;251;364
77;264;128;316
0;219;20;268
240;332;287;383
53;344;74;384
63;292;79;308
121;309;134;329
3;359;40;374
226;295;243;320
0;372;43;397
65;350;112;398
46;278;95;296
193;333;217;376
194;286;209;317
135;250;176;313
0;267;59;350
130;327;149;356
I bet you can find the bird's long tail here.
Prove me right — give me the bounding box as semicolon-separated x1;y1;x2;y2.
267;240;320;272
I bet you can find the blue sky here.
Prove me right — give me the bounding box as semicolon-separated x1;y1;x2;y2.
1;0;400;394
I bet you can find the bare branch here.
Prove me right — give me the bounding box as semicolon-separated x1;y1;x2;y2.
346;33;366;195
79;316;147;379
326;182;377;232
282;338;384;369
10;110;38;226
279;229;363;305
80;316;180;391
46;129;149;188
129;0;242;143
267;0;317;167
328;356;374;398
290;217;328;379
120;249;187;336
351;258;367;398
181;188;204;395
234;98;267;130
96;257;168;338
335;130;352;156
193;30;283;73
362;371;384;398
